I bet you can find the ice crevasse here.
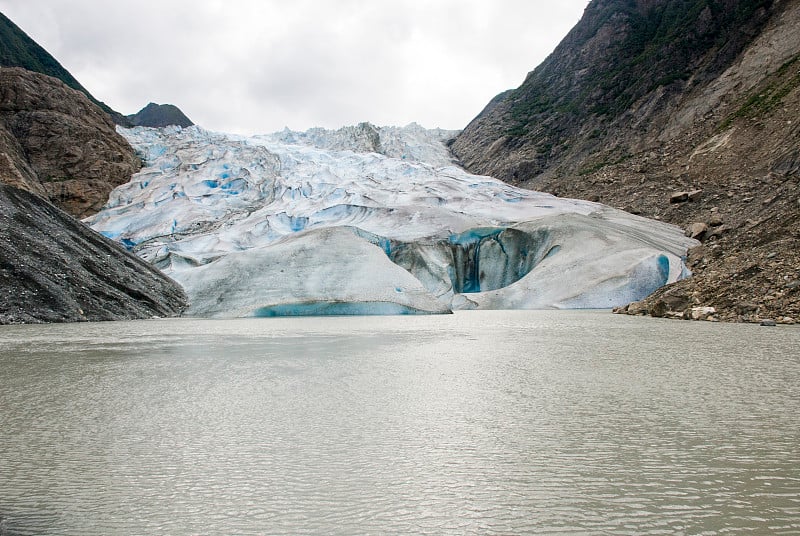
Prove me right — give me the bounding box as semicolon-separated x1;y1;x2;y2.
86;123;698;317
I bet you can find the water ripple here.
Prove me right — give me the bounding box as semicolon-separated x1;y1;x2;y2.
1;312;799;534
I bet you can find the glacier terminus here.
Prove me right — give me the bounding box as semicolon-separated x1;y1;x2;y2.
86;123;698;317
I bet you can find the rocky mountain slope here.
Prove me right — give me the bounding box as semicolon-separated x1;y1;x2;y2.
0;183;186;324
0;67;140;218
452;0;800;323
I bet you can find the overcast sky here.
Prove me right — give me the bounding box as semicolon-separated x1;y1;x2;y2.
0;1;588;135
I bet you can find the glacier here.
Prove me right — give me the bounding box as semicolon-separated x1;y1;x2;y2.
86;122;697;317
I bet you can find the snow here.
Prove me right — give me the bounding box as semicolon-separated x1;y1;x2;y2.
86;123;698;317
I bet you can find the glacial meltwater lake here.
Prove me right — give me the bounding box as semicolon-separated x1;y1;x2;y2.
0;311;798;535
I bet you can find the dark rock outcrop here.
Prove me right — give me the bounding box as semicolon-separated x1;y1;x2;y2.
452;0;800;322
127;102;193;128
0;183;186;324
0;67;140;218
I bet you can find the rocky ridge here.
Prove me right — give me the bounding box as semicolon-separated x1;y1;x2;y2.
451;0;800;323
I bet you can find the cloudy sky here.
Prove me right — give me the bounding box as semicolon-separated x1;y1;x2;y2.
1;1;588;135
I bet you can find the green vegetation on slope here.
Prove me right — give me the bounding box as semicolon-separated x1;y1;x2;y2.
721;53;800;128
1;13;91;96
506;0;775;137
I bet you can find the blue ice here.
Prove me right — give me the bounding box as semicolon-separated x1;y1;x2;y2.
352;228;393;256
274;213;309;232
220;178;247;195
448;227;503;246
560;254;672;309
149;145;168;158
251;301;433;317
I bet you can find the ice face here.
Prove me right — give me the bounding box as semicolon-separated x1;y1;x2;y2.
175;226;451;318
86;123;698;317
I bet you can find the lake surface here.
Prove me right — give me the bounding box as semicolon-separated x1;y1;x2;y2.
1;311;798;535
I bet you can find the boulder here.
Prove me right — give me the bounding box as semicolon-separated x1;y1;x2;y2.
690;306;716;320
625;300;649;316
643;284;693;318
688;189;703;201
670;191;690;203
648;299;668;317
736;302;760;315
686;222;709;239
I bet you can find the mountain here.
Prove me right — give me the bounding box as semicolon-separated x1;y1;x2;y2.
452;0;800;323
86;124;695;318
451;0;779;182
0;12;86;94
127;102;194;128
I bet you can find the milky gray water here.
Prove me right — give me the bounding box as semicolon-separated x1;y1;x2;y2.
1;311;798;535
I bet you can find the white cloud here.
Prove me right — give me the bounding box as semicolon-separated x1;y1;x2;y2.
0;0;588;134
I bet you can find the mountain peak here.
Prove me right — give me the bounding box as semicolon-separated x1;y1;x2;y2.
127;102;194;128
